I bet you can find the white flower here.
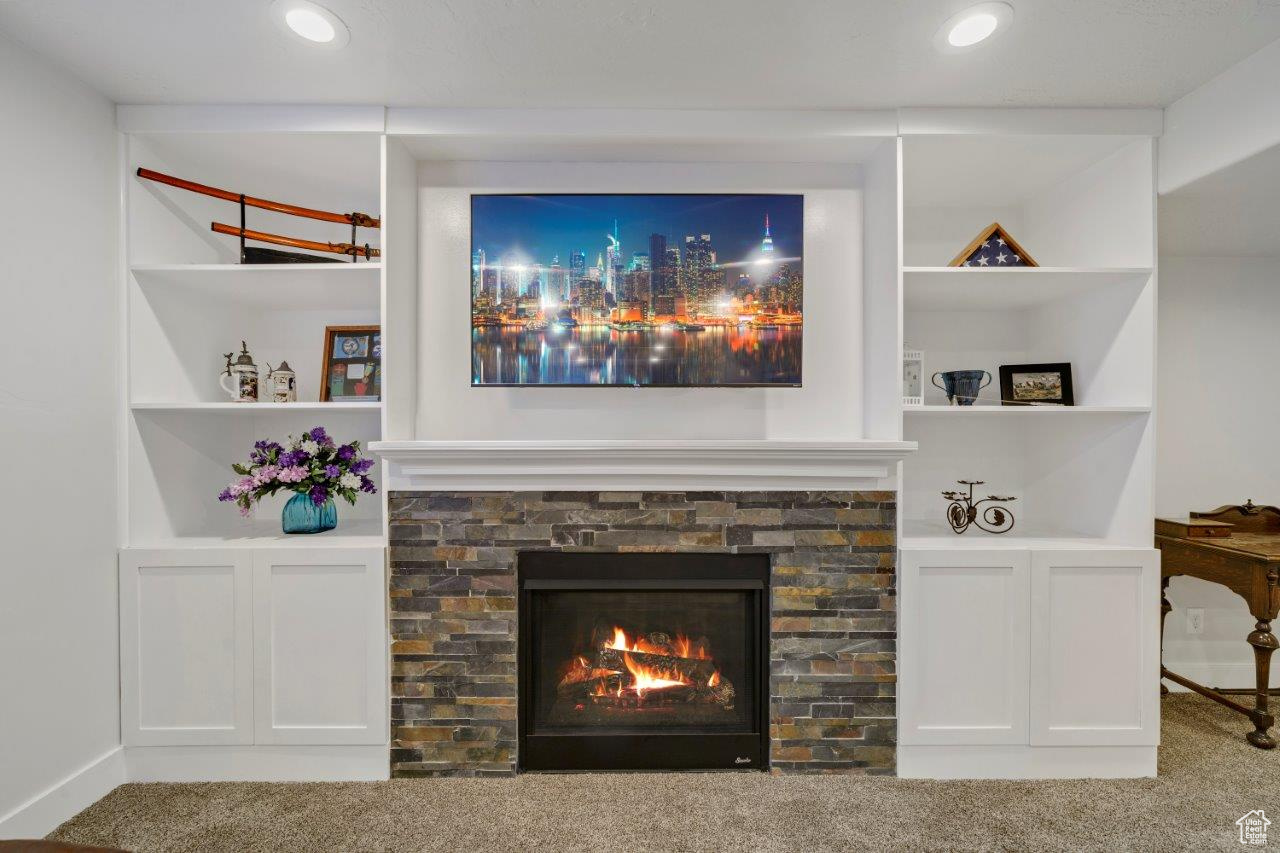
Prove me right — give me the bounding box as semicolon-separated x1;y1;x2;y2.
300;439;320;455
340;472;361;489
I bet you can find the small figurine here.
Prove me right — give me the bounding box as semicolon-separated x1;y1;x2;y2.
942;480;1017;534
219;341;259;402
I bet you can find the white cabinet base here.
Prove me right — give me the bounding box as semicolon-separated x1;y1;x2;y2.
900;550;1030;745
1030;550;1160;746
120;546;388;780
125;744;389;782
253;549;387;745
898;745;1157;780
900;546;1161;778
119;550;254;746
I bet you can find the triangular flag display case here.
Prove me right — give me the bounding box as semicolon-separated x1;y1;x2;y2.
948;222;1038;267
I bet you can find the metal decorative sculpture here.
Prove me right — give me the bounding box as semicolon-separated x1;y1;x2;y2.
942;480;1017;535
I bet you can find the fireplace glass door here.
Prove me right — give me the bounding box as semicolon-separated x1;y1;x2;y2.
531;589;754;732
519;552;768;772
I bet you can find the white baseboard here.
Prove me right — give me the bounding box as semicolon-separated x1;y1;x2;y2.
125;744;389;782
0;746;126;840
1162;660;1280;692
897;745;1157;780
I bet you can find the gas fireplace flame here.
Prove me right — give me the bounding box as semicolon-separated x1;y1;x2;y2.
623;652;691;698
603;626;711;660
558;624;734;712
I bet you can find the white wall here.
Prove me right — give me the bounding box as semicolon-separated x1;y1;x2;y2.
1160;38;1280;194
1157;256;1280;688
414;161;866;441
0;34;123;836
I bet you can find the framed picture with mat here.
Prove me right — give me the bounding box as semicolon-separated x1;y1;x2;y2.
999;362;1073;406
321;325;381;402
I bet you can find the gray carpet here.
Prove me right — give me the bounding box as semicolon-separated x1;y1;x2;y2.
48;694;1279;852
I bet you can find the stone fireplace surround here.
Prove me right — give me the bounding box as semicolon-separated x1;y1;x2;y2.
388;489;897;776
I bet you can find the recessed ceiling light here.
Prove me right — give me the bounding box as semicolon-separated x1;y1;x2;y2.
271;0;350;49
935;2;1013;53
287;8;335;42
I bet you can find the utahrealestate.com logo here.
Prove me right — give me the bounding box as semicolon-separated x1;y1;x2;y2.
1237;810;1270;846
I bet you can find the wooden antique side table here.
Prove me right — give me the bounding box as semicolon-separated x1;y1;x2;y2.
1156;501;1280;749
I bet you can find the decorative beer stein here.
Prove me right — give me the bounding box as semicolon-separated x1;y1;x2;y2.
265;360;297;403
220;341;259;402
932;370;991;406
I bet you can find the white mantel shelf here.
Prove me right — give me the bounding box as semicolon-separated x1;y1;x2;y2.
371;440;917;492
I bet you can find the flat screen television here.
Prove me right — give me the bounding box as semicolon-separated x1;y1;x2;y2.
470;193;803;387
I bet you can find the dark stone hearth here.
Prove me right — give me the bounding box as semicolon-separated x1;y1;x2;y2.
388;490;897;777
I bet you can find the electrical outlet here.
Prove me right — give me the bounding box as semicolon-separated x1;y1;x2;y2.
1187;608;1205;635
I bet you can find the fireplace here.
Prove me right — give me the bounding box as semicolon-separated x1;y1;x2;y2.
518;552;769;772
388;490;898;777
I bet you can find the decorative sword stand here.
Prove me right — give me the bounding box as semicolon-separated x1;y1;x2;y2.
941;480;1017;535
136;167;381;263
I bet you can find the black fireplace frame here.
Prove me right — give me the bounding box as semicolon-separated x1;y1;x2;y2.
517;551;770;772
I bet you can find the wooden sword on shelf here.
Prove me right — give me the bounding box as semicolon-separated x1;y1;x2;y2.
136;167;380;228
210;222;381;259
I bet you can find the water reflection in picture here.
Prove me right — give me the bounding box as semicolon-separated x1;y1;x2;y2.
472;325;803;387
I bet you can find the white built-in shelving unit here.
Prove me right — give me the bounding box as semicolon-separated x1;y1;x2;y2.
122;131;386;547
109;106;1165;783
898;133;1157;547
116;124;390;778
894;130;1160;779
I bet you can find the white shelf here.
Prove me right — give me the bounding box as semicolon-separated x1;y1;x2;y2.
901;519;1147;551
130;401;382;413
903;267;1151;311
132;263;382;272
904;405;1151;416
131;263;381;310
123;518;385;550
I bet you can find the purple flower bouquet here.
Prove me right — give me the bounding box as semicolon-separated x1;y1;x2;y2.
218;427;376;532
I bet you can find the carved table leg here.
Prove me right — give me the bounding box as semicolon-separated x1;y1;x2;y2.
1160;577;1172;695
1246;618;1278;749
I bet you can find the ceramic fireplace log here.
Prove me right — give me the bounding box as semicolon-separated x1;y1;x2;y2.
556;673;622;698
595;648;719;682
557;667;621;688
703;678;736;709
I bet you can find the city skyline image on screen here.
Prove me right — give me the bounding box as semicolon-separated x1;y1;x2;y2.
470;193;803;387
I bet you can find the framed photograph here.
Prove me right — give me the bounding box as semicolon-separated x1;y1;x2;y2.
470;193;804;387
321;325;381;402
999;362;1073;406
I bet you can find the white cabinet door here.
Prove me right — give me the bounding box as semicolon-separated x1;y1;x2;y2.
252;548;387;745
119;549;254;746
900;549;1031;745
1029;549;1160;746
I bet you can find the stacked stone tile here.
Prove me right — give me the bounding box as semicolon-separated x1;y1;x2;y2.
388;490;897;776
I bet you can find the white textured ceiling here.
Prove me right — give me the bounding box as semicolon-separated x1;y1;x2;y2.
1;0;1279;108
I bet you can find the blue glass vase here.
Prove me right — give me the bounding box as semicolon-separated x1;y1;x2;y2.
281;492;337;534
